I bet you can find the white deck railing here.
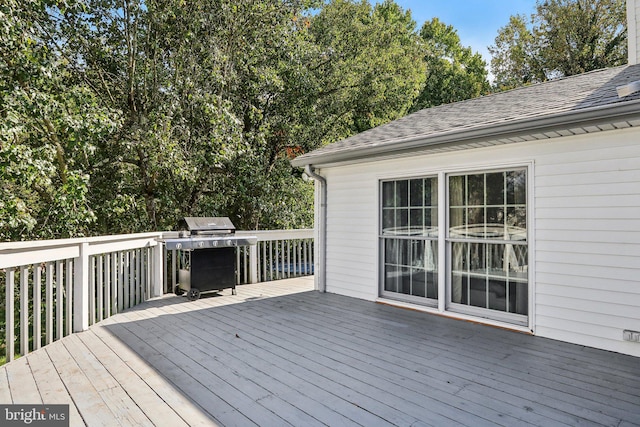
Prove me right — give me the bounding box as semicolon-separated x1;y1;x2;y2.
0;233;164;364
163;229;314;293
1;229;314;364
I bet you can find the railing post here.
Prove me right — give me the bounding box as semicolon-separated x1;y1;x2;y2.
249;244;258;284
151;241;163;298
73;242;89;332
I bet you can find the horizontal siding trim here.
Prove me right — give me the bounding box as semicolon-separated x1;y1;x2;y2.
536;261;639;281
535;195;640;208
537;154;640;170
536;250;639;269
536;229;640;244
535;241;640;257
537;283;640;308
535;312;636;341
535;326;640;358
536;170;640;187
535;272;639;292
536;218;640;232
536;294;640;322
535;145;640;167
536;304;638;331
536;207;640;220
536;182;640;197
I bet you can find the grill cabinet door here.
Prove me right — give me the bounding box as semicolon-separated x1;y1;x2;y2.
190;247;236;291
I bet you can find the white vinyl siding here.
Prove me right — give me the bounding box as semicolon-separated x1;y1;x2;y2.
318;126;640;357
325;173;378;299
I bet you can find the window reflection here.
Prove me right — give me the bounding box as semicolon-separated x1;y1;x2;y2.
448;169;528;316
382;177;438;236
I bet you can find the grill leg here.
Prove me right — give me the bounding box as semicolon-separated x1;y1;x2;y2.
232;288;237;296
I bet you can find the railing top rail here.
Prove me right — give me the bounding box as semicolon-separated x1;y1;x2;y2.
0;231;166;252
1;229;315;252
236;229;314;241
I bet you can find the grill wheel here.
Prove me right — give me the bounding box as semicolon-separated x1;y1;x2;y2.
187;288;201;301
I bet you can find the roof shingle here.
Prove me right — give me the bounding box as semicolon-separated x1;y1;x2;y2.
292;64;640;166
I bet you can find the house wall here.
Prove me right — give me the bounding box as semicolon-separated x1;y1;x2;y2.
319;126;640;357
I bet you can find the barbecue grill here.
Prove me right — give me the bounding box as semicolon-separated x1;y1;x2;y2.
162;217;257;300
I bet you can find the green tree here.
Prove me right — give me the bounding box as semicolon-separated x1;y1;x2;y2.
490;0;627;90
1;0;117;240
61;0;319;231
1;0;450;238
412;17;489;111
488;15;544;91
309;0;426;141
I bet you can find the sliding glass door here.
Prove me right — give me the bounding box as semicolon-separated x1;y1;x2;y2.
448;169;528;324
379;167;529;326
380;177;438;304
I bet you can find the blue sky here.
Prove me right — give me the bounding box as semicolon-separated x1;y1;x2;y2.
375;0;538;66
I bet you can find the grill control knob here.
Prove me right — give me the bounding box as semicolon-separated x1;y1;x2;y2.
198;241;205;248
175;243;182;250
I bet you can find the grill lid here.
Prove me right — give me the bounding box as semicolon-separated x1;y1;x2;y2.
184;217;235;234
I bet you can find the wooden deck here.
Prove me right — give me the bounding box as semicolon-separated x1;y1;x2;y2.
2;276;639;426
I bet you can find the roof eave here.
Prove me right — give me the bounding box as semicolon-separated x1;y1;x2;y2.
291;99;640;168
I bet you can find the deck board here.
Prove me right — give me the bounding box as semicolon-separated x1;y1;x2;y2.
0;368;12;403
45;339;116;426
75;331;190;427
27;348;85;426
5;357;41;404
1;275;640;427
141;297;394;427
90;322;218;427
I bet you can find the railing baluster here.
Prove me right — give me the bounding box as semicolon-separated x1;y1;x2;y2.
89;256;96;326
66;260;73;336
118;251;125;313
5;268;15;363
56;260;63;341
141;248;147;301
126;251;131;309
286;241;290;278
298;241;302;275
20;266;29;356
46;262;53;345
112;252;119;314
261;241;266;282
34;264;42;350
269;241;273;281
171;249;177;294
105;254;111;319
136;248;142;305
97;255;104;322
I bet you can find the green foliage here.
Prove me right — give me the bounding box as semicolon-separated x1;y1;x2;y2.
1;0;117;239
310;0;426;138
412;18;490;110
1;0;488;239
490;0;627;90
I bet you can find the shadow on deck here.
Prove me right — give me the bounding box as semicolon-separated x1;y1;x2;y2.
2;276;639;426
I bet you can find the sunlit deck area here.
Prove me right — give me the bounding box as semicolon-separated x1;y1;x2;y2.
2;276;639;426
